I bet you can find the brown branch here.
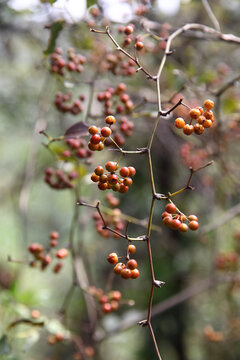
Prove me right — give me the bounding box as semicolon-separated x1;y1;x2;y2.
90;26;156;80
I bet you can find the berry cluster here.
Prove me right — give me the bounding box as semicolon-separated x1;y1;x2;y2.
107;245;140;279
175;99;215;135
88;119;114;152
161;203;199;232
118;24;144;51
97;84;134;116
215;252;238;271
48;333;65;345
44;168;76;190
54;91;85;115
88;286;123;314
50;47;87;76
64;137;93;164
28;231;68;273
203;326;224;342
103;52;136;77
91;162;136;193
180;143;209;169
92;208;125;238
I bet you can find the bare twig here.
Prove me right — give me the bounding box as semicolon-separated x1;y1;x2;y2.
202;0;221;32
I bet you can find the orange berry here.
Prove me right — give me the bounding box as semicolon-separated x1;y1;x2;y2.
194;123;204;135
189;108;201;119
107;252;118;264
179;223;188;232
56;248;68;259
204;110;214;120
88;125;98;135
204;99;214;110
128;244;136;254
165;203;177;214
106;115;116;125
121;268;132;279
188;215;198;221
189;220;199;231
131;268;140;279
127;259;138;270
135;41;144;50
183;124;194;135
114;263;125;274
203;119;213;128
175;117;185;129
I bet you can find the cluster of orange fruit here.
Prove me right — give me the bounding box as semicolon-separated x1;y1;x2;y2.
175;99;215;135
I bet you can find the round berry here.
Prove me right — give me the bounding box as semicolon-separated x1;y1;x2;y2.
105;161;118;172
114;263;125;274
124;25;134;35
90;134;101;144
203;119;213;128
56;248;68;259
135;41;144;50
127;259;138;270
101;127;112;137
119;167;130;177
131;268;140;279
107;253;118;264
105;115;116;125
108;174;119;185
111;290;122;301
128;166;136;177
102;303;112;313
183;124;194;135
94;166;104;176
194;123;204;135
189;108;201;119
204;110;214;120
188;215;198;221
179;223;188;232
204;99;214;110
98;182;108;191
123;177;133;186
128;244;136;254
91;173;99;182
88;125;99;135
170;219;181;230
119;184;129;193
121;268;132;279
50;231;59;240
189;220;199;231
165;203;177;214
175;117;185;129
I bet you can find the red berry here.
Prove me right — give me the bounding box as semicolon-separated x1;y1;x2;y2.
119;167;129;177
165;203;177;214
189;221;199;231
128;244;136;254
124;25;134;35
179;223;188;232
119;184;129;193
90;134;101;144
188;215;198;221
105;161;118;172
105;115;116;125
110;290;122;301
98;182;108;191
94;166;104;176
99;295;108;304
128;167;136;177
107;252;118;264
108;174;119;185
135;41;144;50
88;125;99;135
102;303;112;313
50;231;59;240
91;173;99;182
127;259;138;270
131;268;140;279
56;248;68;259
114;263;125;274
170;219;181;230
121;268;132;279
123;177;132;186
183;124;194;135
101;127;112;137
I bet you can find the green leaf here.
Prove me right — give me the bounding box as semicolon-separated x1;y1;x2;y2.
43;21;64;56
87;0;97;8
0;335;11;356
40;0;57;4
